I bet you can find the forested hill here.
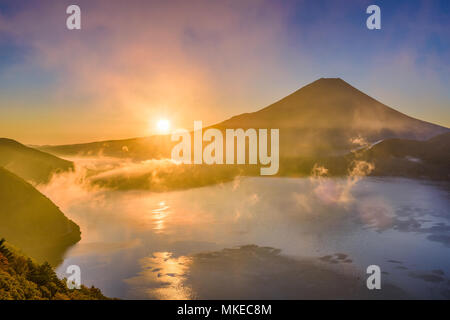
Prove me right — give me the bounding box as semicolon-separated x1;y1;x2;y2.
0;167;81;265
0;239;111;300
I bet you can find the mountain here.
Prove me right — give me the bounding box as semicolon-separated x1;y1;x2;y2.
38;78;448;160
0;138;74;184
351;132;450;180
0;167;81;265
217;78;448;157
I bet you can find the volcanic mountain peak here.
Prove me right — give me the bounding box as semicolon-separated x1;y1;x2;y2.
220;78;447;138
292;77;360;93
38;78;448;159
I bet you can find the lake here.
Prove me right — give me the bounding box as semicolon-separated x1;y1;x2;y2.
43;174;450;299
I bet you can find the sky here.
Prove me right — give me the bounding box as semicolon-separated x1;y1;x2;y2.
0;0;449;145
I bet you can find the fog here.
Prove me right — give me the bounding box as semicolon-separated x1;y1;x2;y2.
35;158;450;299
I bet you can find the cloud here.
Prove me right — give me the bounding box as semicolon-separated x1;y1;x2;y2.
36;158;107;211
1;0;448;145
0;0;293;143
292;160;375;211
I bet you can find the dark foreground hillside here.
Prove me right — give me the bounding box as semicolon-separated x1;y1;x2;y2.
0;239;110;300
0;167;81;265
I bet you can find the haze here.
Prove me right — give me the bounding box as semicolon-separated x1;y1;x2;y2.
0;0;449;145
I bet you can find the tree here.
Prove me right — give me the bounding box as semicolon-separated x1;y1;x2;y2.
0;238;13;261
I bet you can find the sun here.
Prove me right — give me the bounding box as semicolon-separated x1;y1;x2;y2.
156;119;171;133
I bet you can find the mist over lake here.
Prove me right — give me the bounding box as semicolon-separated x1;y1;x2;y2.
36;160;450;299
1;0;449;305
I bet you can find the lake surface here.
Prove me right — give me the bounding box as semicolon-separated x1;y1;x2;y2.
46;175;450;299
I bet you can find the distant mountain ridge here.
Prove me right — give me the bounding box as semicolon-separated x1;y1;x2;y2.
276;131;450;180
353;131;450;180
38;78;448;160
0;138;73;184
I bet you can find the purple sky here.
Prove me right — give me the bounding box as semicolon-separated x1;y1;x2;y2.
0;0;448;144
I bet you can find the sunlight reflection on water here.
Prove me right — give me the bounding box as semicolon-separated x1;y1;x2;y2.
51;176;450;299
149;201;170;233
125;252;193;300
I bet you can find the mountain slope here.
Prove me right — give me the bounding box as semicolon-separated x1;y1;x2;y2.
0;167;81;265
0;138;73;184
352;132;450;180
221;78;444;135
38;78;448;160
217;78;448;157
